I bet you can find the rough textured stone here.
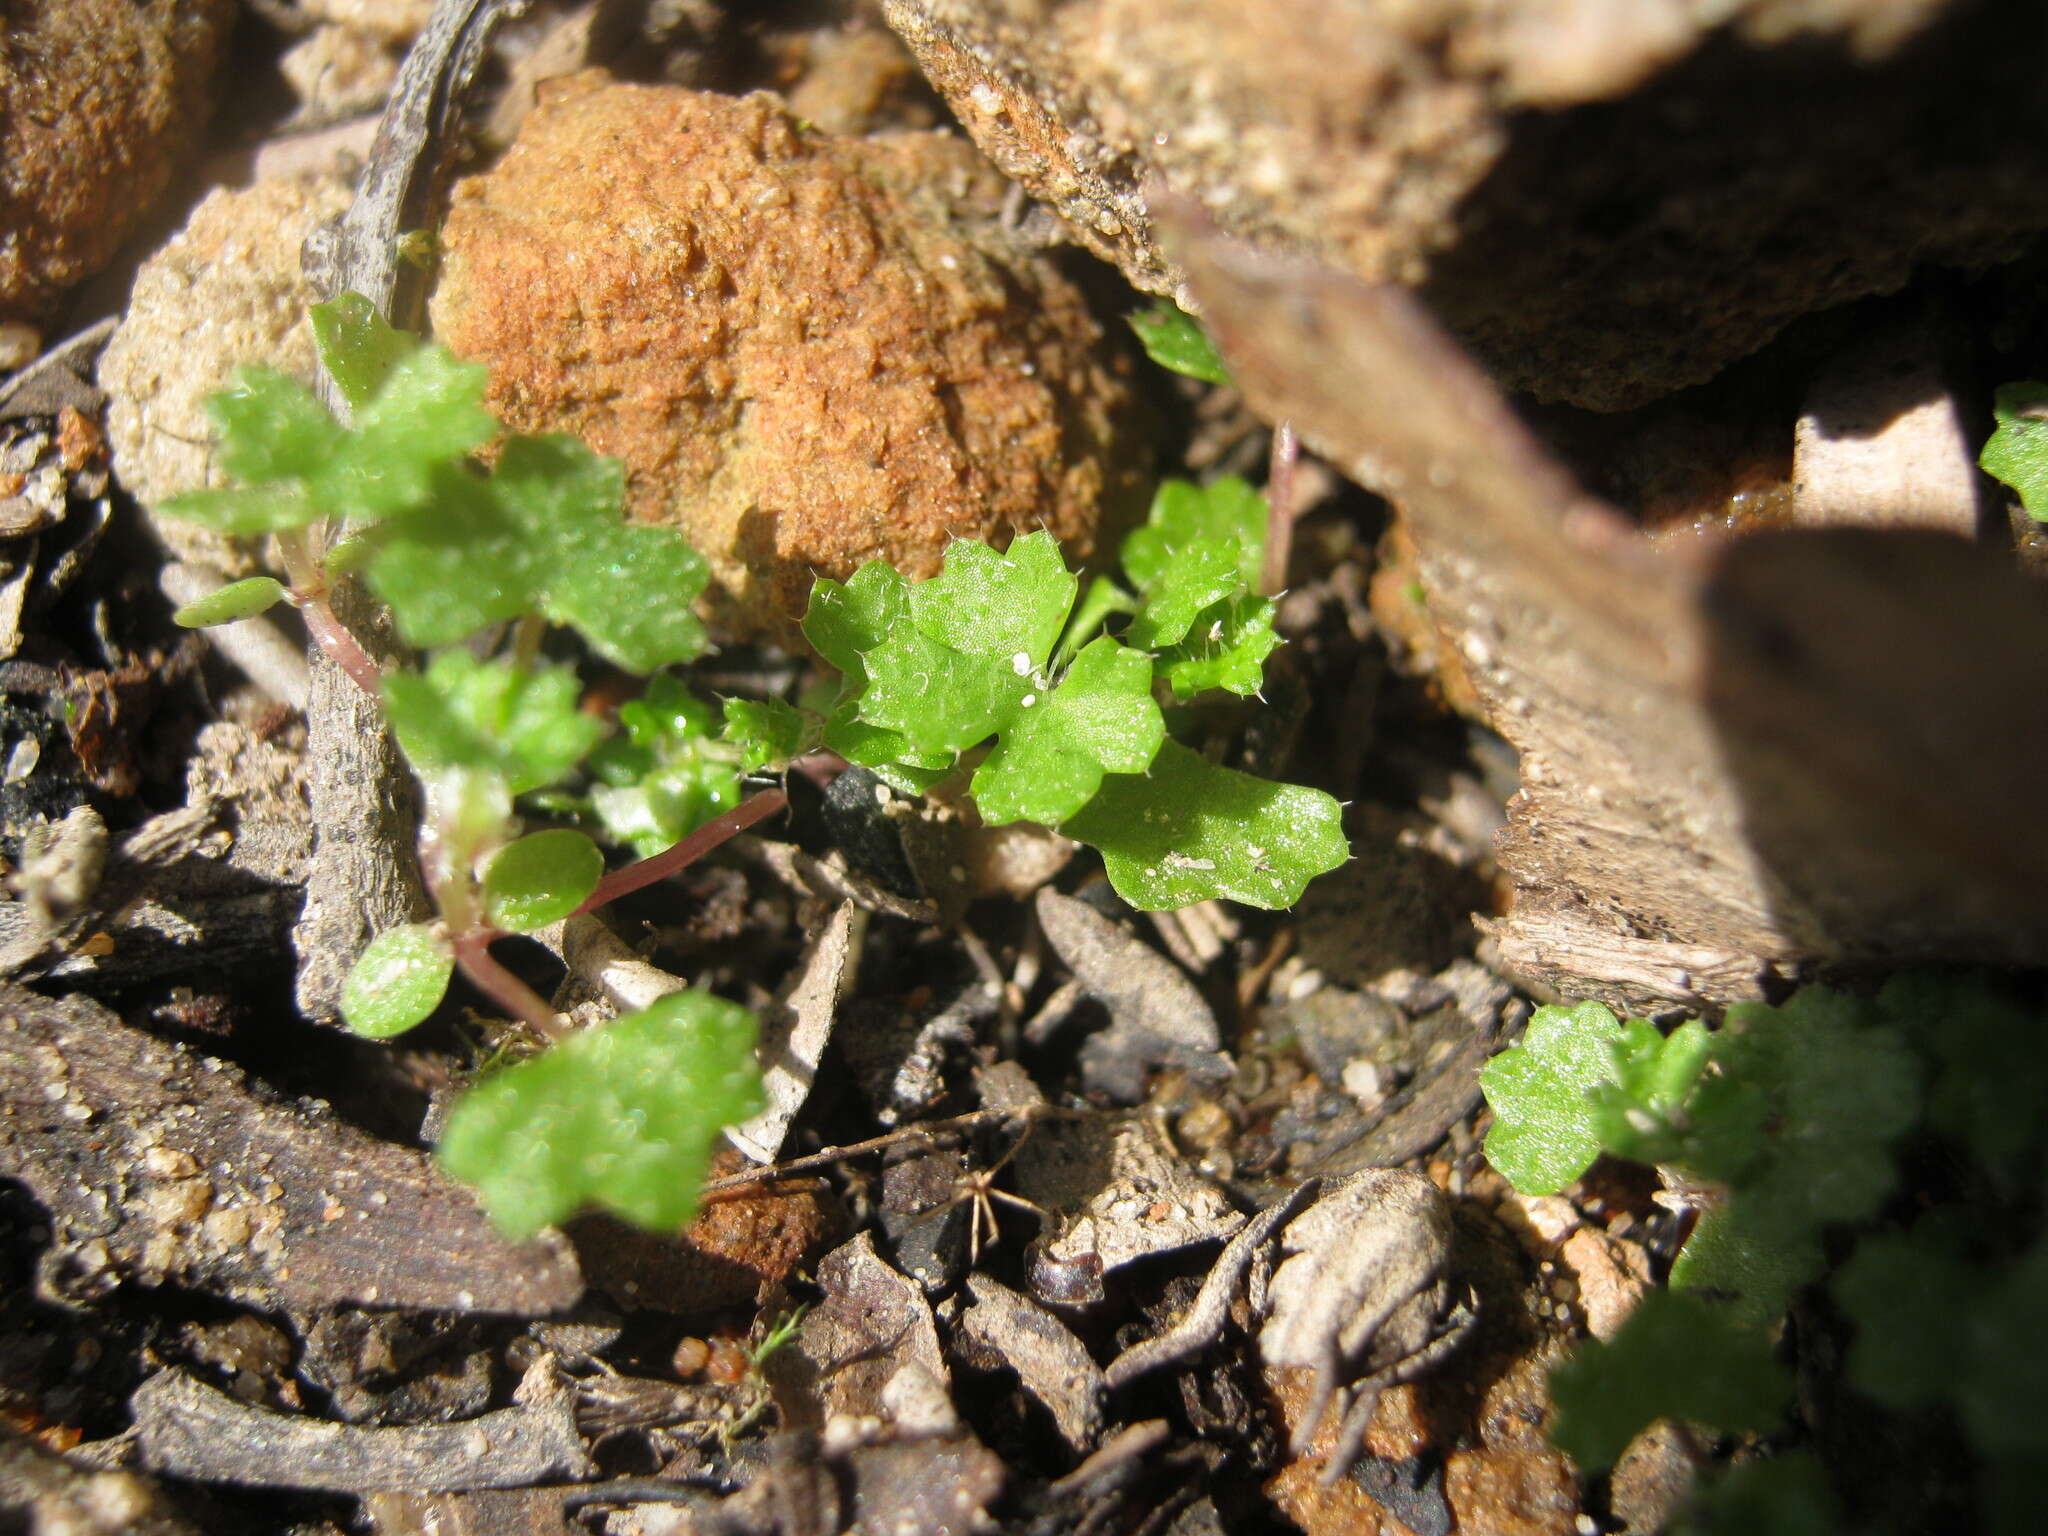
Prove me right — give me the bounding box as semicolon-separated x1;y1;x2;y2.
0;0;234;326
429;76;1149;640
884;0;2048;408
280;0;434;43
99;173;354;576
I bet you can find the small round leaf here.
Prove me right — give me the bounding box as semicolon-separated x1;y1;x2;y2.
482;829;604;933
173;577;288;629
342;923;454;1038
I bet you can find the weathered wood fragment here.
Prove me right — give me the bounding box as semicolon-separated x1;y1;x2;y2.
0;985;581;1313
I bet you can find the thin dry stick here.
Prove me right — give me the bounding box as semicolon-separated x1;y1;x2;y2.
698;1102;1076;1201
1260;418;1299;597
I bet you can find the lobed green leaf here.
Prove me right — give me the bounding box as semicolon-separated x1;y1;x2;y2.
383;652;602;796
313;344;496;523
1479;999;1628;1196
805;561;911;677
205;368;343;483
158;484;319;534
1878;971;2047;1188
860;620;1036;757
490;436;709;672
586;674;740;856
1836;1219;1984;1412
435;990;764;1238
1667;1197;1823;1331
366;468;533;645
1123;535;1243;651
855;536;1078;758
1121;477;1266;593
1546;1288;1791;1472
310;292;420;414
970;636;1163;826
1154;592;1281;698
722;697;811;772
1062;738;1347;910
1675;1454;1839;1536
904;532;1076;665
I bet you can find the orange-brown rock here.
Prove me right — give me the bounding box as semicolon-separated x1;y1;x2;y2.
430;75;1149;642
0;0;234;325
567;1146;841;1313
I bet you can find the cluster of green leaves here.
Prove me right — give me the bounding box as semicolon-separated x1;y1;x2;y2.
1480;977;2048;1534
168;294;709;671
167;294;764;1239
770;477;1344;910
171;292;1349;1241
1979;381;2048;522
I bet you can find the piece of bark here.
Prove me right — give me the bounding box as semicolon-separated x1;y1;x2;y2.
776;1232;948;1430
291;0;527;1024
365;1488;577;1536
1174;214;2048;1011
1305;1024;1494;1179
1102;1178;1321;1392
0;985;581;1313
955;1274;1104;1453
729;900;860;1164
1034;888;1227;1100
133;1368;592;1493
0;795;305;992
1014;1110;1239;1278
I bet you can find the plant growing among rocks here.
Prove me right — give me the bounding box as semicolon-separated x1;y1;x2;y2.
169;293;1347;1236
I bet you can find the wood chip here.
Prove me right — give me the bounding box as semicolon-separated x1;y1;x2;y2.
1034;889;1227;1101
778;1232;948;1429
729;900;859;1163
956;1274;1104;1452
0;985;581;1314
133;1368;591;1493
1174;204;2048;1009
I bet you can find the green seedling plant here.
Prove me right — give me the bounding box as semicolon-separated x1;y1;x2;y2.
744;473;1348;911
1480;978;2048;1534
1127;297;1300;596
171;294;1347;1239
168;293;780;1238
1129;299;1233;386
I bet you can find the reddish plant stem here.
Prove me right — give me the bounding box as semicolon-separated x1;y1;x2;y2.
452;930;566;1041
297;595;385;696
573;786;788;916
1261;418;1299;598
273;526;385;697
